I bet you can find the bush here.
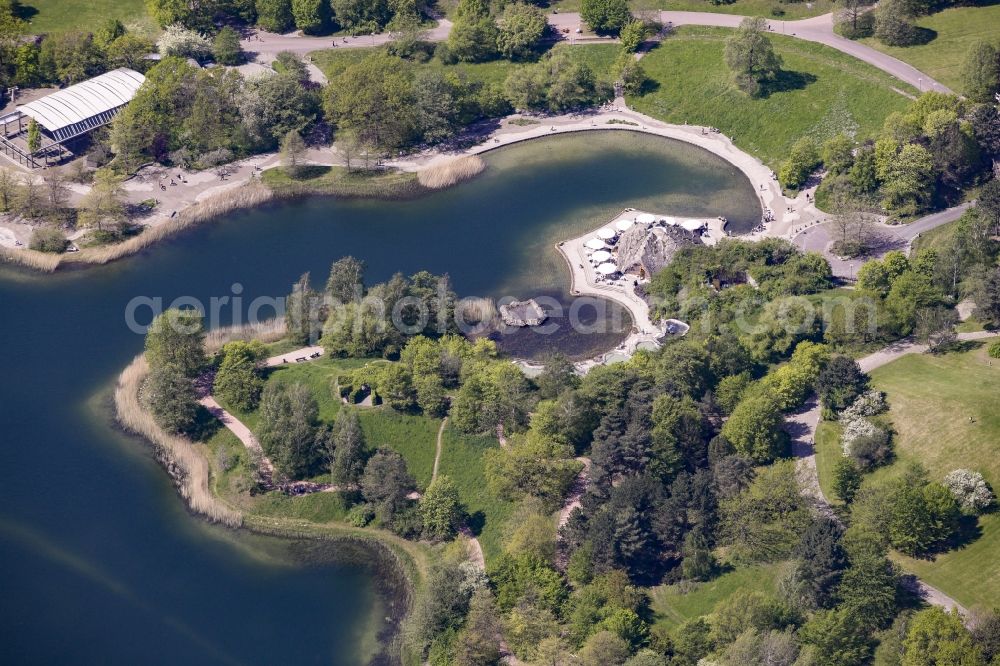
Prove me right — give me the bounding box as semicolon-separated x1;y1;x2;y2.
988;340;1000;359
943;469;995;514
156;24;211;61
28;226;67;253
346;503;374;527
779;137;820;190
847;428;893;470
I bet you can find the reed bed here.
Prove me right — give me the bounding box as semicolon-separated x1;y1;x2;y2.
114;354;243;527
417;155;486;189
1;182;274;274
204;318;287;354
456;296;497;326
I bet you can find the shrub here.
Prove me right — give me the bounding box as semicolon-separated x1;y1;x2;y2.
28;226;67;253
988;340;1000;359
943;469;995;513
847;428;893;470
156;24;211;61
779;137;820;190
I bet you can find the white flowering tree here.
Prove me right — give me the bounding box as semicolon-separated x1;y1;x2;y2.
156;25;211;61
944;469;995;513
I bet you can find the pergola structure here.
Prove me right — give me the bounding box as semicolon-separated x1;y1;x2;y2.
0;68;145;169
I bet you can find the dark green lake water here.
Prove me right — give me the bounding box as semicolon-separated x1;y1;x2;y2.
0;131;758;664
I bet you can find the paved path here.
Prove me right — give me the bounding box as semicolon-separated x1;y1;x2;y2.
792;203;973;279
789;331;998;616
246;10;943;92
265;345;324;366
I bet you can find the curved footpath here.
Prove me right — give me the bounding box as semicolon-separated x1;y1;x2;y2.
251;10;946;93
789;330;999;618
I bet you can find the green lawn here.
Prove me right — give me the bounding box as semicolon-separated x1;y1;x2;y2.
859;4;1000;93
544;0;834;18
814;419;843;505
436;425;515;563
630;26;915;169
650;561;789;631
357;410;441;490
19;0;154;34
866;342;1000;608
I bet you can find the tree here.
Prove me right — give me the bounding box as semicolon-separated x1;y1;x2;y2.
818;355;868;414
78;169;126;232
779;137;820;189
875;0;917;47
324;52;417;151
711;589;792;645
613;52;648;96
447;0;499;63
420;475;462;539
943;469;995;514
961;41;1000;104
722;392;786;463
836;0;876;39
974;267;1000;328
156;24;211;61
280;129;307;178
145;309;206;376
26;118;40;153
17;174;42;220
800;608;874;666
903;608;983;666
619;19;648;53
213;341;264;411
915;306;958;352
496;2;547;61
212;26;243;65
285;272;325;346
29;227;67;253
536;353;580;399
145;362;200;434
880;142;935;215
256;0;295;32
721;461;810;563
724;17;783;97
823;134;856;175
361;449;415;518
454;589;502;666
257;382;323;478
0;168;16;211
328;409;365;485
833;458;863;503
326;255;366;303
291;0;331;33
794;517;847;609
580;0;632;35
578;630;630;666
43;170;69;214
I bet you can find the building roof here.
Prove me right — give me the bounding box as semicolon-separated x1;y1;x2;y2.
16;69;145;140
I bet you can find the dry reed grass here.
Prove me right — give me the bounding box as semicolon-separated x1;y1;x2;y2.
204;318;287;354
0;182;274;273
456;296;497;325
114;354;243;527
417;155;486;189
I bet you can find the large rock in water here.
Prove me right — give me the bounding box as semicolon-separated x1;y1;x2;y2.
500;299;548;327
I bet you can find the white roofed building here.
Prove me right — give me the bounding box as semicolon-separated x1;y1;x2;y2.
0;68;145;168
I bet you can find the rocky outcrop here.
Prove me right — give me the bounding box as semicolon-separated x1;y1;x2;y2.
499;299;547;327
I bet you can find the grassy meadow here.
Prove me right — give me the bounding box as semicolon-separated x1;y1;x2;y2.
859;3;1000;93
862;342;1000;608
629;27;915;169
650;561;789;631
19;0;153;33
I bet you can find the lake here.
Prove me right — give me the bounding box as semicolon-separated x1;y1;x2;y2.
0;131;759;664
